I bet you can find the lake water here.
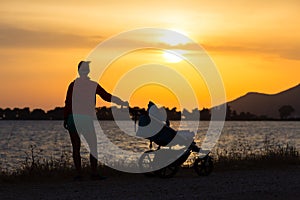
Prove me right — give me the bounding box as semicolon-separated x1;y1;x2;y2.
0;120;299;171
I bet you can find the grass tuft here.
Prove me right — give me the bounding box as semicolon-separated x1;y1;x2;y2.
1;138;299;181
213;137;299;170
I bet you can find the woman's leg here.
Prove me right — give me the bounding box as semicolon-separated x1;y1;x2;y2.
83;119;98;175
69;131;82;175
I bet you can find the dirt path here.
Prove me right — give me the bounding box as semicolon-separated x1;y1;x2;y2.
1;166;300;200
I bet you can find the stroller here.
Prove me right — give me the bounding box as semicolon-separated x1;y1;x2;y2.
136;102;213;178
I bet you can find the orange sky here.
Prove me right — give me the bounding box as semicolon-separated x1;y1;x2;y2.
1;0;300;111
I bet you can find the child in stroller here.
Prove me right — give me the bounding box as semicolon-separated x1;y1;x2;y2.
136;101;213;178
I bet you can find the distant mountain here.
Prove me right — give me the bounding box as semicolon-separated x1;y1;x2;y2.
228;84;300;119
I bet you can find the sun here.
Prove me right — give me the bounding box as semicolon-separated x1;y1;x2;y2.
158;29;190;63
162;50;183;63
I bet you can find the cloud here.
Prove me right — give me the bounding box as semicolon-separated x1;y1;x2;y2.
2;24;299;61
0;25;200;51
275;46;300;60
0;24;101;49
202;43;300;61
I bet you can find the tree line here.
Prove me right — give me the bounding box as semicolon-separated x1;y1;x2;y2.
0;105;297;120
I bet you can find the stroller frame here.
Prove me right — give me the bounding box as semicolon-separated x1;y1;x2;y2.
139;137;214;178
135;102;214;178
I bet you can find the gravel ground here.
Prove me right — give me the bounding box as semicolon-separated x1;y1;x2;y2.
1;166;300;200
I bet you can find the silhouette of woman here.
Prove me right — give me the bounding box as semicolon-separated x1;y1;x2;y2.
64;61;128;180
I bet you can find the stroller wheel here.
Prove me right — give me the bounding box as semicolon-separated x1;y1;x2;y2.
194;155;213;176
139;150;156;177
155;165;179;178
